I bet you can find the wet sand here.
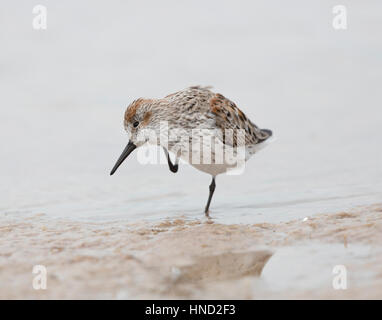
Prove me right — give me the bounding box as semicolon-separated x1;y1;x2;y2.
1;204;381;299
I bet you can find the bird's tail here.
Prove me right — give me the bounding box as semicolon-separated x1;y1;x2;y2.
261;128;275;144
249;128;275;153
261;129;272;138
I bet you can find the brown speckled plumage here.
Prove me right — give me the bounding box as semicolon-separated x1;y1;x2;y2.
123;86;272;149
112;86;273;216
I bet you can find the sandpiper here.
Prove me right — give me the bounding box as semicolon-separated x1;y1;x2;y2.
110;86;273;216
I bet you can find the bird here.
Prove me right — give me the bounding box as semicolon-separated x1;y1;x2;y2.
110;86;273;217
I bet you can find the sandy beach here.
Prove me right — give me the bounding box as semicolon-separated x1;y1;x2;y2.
1;1;382;300
1;204;381;299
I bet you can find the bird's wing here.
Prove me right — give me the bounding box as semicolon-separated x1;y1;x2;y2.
208;92;272;147
164;86;272;148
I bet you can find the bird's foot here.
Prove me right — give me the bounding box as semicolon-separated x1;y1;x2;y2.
169;164;178;173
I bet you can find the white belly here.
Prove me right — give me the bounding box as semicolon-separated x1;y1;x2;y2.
165;130;274;176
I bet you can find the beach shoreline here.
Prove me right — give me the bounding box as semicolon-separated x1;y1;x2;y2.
1;204;381;299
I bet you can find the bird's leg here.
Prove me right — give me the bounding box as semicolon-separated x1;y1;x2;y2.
204;177;216;217
163;147;178;173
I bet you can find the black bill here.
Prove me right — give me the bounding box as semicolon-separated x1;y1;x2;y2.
110;141;137;175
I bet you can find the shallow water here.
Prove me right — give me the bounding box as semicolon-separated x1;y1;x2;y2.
1;0;381;224
1;205;381;299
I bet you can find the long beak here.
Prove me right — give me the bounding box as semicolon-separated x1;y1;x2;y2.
110;141;137;175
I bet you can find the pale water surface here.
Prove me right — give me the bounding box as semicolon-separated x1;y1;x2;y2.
1;0;381;224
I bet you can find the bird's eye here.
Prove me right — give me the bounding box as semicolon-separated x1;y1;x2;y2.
133;121;139;128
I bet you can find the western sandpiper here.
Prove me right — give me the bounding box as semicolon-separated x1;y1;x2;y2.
110;86;273;217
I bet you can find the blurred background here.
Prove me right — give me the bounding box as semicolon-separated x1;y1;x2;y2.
1;0;381;223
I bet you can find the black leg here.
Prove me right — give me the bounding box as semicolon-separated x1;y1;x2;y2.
163;148;178;173
204;177;216;217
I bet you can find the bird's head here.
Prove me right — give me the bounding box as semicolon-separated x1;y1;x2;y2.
110;98;159;175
